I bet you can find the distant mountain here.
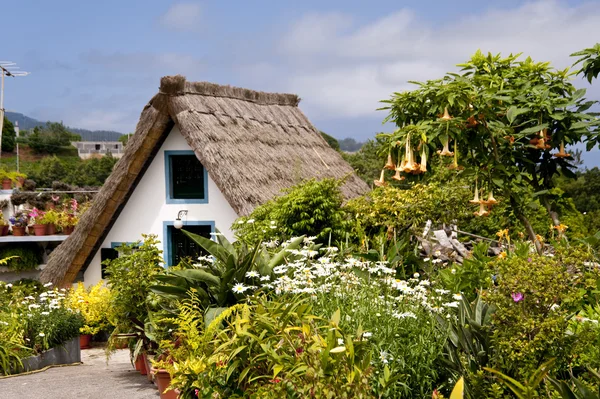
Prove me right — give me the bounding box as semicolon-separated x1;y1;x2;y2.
5;111;124;142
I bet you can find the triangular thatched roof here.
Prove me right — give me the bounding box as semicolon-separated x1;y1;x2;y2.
40;75;369;286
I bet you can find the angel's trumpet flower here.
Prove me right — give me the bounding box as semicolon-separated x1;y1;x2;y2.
469;181;481;204
553;141;570;158
441;107;452;121
384;152;396;170
374;169;387;187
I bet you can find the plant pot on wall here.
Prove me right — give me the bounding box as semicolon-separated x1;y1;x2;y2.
1;179;11;190
63;226;75;235
46;224;57;235
153;369;178;399
0;225;8;236
80;334;92;350
135;355;148;375
33;224;46;236
15;177;25;189
12;226;26;236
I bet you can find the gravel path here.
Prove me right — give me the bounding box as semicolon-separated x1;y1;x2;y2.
0;348;160;399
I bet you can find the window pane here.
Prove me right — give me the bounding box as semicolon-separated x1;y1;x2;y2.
170;155;205;199
169;225;212;265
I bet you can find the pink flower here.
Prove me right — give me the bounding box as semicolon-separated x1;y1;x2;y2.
52;195;60;203
511;292;524;303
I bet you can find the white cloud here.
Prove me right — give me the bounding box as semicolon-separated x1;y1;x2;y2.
81;51;204;76
159;3;202;32
248;1;600;120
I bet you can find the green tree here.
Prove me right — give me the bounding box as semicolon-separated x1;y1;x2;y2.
118;134;130;146
341;137;386;183
27;122;80;154
1;117;16;153
319;131;340;151
22;156;67;187
381;51;596;252
572;43;600;84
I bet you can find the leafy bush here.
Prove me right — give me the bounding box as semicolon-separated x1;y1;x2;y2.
67;282;112;336
484;251;591;381
0;244;42;271
164;294;374;399
103;235;164;351
233;178;349;244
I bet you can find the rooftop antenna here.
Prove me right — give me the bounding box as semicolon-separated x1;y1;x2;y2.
0;62;30;160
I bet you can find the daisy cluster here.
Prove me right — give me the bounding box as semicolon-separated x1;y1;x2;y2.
227;238;463;319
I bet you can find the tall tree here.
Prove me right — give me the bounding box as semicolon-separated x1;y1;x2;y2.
1;117;16;152
381;51;597;252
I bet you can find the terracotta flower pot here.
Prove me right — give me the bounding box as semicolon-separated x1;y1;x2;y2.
33;224;46;236
1;179;11;190
135;354;148;375
0;225;8;236
143;353;154;383
12;226;26;236
15;177;25;188
63;226;75;235
46;224;57;235
80;334;92;349
153;369;178;399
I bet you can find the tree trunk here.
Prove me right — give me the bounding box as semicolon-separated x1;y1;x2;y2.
541;195;561;227
511;197;543;254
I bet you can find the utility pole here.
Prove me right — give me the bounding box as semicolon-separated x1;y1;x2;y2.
15;121;19;172
0;62;29;159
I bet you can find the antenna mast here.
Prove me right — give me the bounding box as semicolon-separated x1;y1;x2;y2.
0;62;29;160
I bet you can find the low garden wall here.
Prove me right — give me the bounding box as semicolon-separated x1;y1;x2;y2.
17;336;81;373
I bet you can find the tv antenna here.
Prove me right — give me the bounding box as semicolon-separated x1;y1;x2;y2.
0;62;30;160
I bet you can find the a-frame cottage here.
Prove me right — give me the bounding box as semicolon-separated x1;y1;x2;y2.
40;75;369;286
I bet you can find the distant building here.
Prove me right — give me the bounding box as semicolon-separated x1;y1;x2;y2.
71;141;124;159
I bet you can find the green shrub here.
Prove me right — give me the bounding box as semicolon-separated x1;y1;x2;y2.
233;178;350;244
485;253;583;381
0;244;42;271
165;294;374;399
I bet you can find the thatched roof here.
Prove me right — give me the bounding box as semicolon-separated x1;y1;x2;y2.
40;75;369;286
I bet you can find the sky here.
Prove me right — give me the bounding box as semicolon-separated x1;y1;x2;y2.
2;0;600;167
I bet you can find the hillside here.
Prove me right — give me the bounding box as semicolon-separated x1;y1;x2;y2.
5;111;124;141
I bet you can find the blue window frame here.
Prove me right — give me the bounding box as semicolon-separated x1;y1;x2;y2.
164;150;209;204
163;221;216;267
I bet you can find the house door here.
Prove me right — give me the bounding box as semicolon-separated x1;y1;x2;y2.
168;225;212;266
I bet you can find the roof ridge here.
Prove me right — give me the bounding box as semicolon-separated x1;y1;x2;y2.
160;75;300;107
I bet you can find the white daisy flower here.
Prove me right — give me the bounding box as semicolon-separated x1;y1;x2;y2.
232;283;249;294
245;271;260;278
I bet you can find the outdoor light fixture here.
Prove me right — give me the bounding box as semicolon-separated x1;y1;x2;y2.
174;210;188;229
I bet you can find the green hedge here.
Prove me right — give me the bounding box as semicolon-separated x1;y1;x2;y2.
0;244;43;271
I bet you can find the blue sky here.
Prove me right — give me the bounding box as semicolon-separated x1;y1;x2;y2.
3;0;600;166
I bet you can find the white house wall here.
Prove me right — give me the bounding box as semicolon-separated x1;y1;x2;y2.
83;125;239;285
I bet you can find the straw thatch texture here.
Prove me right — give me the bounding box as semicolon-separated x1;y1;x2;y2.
40;75;369;286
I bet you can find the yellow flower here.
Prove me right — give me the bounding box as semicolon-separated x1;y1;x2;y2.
553;224;568;233
497;252;507;259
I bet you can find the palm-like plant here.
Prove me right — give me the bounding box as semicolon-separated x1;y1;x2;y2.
149;230;305;308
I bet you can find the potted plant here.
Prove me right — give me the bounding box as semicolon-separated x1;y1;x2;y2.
67;282;112;350
9;212;28;236
10;172;27;189
0;211;8;236
41;209;60;235
58;199;80;235
151;353;178;399
0;169;12;190
28;208;46;236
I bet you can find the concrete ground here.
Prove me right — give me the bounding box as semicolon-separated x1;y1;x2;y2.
0;347;160;399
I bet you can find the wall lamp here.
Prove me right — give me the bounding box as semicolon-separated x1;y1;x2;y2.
174;210;188;229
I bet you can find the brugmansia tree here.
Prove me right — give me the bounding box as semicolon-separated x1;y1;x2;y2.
379;51;598;252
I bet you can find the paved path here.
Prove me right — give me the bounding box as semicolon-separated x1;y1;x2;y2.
0;348;160;399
